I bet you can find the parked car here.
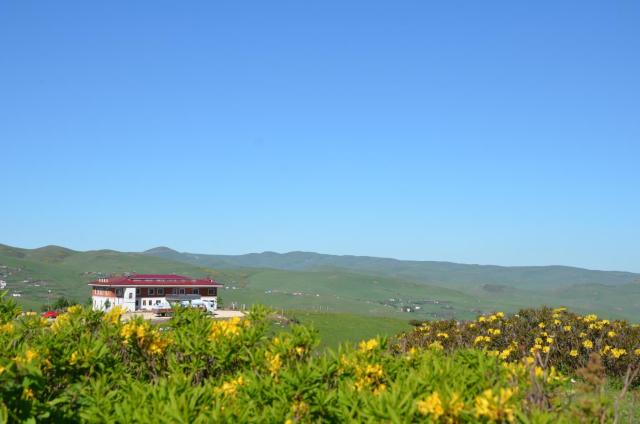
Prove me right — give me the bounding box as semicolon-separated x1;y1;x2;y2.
42;311;59;319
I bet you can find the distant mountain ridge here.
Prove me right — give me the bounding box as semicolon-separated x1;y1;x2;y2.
143;248;640;289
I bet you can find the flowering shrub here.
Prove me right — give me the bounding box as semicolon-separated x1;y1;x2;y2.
393;307;640;380
0;292;633;422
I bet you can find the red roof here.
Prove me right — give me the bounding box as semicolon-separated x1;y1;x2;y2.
88;274;222;287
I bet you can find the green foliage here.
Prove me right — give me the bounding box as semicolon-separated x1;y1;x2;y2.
394;307;640;381
0;293;632;422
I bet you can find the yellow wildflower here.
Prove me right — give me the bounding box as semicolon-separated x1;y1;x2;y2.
538;322;545;329
429;341;444;351
610;348;626;359
69;351;79;365
495;312;505;318
499;349;512;360
607;331;616;338
103;306;125;324
0;322;14;333
474;336;491;344
582;340;593;349
358;338;379;352
266;352;281;376
563;325;572;332
417;392;444;419
570;350;578;357
67;305;82;314
436;332;449;339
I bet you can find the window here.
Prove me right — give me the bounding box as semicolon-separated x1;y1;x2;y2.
128;292;133;299
136;288;141;295
116;288;123;296
172;288;178;295
143;300;146;306
157;288;164;295
179;288;186;295
156;300;161;305
208;288;216;295
149;288;155;295
192;288;199;295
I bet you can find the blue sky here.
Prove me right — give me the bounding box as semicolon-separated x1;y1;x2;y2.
1;1;639;271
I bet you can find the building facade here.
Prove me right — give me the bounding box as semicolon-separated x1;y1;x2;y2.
89;274;222;312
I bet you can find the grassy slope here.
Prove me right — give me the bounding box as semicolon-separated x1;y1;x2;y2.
145;248;640;289
289;310;412;349
3;244;640;324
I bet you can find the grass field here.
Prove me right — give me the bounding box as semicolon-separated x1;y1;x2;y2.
283;310;412;349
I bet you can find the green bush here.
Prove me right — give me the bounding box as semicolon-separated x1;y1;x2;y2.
0;293;633;423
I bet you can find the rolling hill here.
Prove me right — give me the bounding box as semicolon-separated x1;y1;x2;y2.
2;243;640;322
143;247;640;289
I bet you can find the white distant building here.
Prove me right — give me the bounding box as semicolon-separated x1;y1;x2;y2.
88;274;222;312
0;280;6;289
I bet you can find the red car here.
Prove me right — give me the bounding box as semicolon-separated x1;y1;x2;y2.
42;311;59;319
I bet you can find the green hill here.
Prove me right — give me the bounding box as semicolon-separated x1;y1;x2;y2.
143;248;640;289
2;243;640;323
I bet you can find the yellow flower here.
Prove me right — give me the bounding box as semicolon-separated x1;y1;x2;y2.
478;316;487;323
474;336;491;344
474;388;515;422
295;346;305;356
358;338;379;352
215;376;245;397
610;348;626;359
429;341;444;351
437;332;449;339
69;351;79;365
569;350;578;357
22;387;35;400
103;306;125;324
495;312;505;318
582;340;593;349
417;392;444;419
0;365;5;374
488;328;501;336
553;319;561;325
534;367;544;378
546;337;554;344
607;331;616;338
209;317;243;340
542;346;551;354
499;349;512;360
538;322;545;329
584;314;598;322
67;305;83;314
266;352;281;376
579;332;587;338
0;322;14;333
563;325;572;332
634;348;640;356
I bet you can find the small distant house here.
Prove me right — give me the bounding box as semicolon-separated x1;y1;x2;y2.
89;274;222;312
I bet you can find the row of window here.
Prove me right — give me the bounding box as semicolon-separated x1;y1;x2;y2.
114;287;216;296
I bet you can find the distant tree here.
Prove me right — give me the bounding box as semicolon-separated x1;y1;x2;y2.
104;299;111;310
45;297;80;311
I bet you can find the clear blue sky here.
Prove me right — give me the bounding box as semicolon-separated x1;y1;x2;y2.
1;1;639;272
